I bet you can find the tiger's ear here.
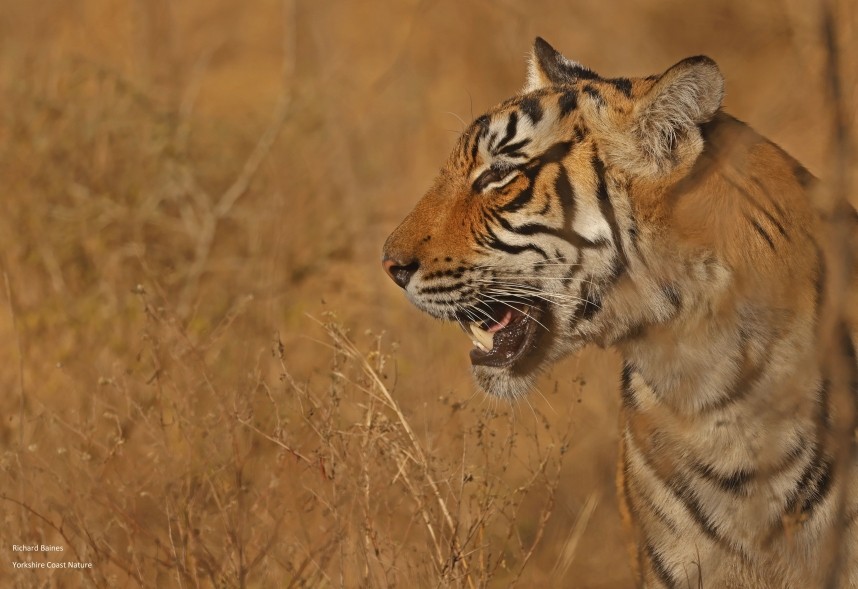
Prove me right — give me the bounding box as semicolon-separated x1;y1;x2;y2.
524;37;599;92
596;56;724;177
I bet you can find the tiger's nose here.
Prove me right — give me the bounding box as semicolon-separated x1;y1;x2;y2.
382;256;419;289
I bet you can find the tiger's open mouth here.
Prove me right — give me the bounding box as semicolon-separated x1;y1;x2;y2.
458;302;543;368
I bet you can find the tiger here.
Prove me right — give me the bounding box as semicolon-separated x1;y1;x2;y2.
382;37;858;588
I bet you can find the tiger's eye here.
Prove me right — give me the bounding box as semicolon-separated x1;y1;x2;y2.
473;166;518;193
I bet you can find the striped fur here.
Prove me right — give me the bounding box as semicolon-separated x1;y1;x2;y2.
382;38;858;587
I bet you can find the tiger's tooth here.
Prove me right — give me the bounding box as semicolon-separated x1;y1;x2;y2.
470;324;494;351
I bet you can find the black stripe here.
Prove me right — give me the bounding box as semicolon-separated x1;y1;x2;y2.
749;176;788;226
556;166;576;226
570;258;626;328
670;475;722;540
550;167;610;251
497;164;611;256
726;175;789;239
799;455;835;516
423;266;467;280
608;257;627;284
534;193;552;216
621;455;638;519
558;89;578;116
627;222;640;253
593;154;630;269
626;470;680;534
592;154;610;201
583;84;605;107
500;181;535;213
470;116;489;159
538;141;575;164
665;473;753;564
500;141;574;212
622;439;681;541
771;440;807;477
631;430;750;561
575;280;601;323
499;138;531;155
561;251;583;289
760;209;788;239
646;543;677;589
518;96;543;124
661;283;682;312
496;111;519;151
487;132;499;150
699;330;769;413
501;150;527;160
792;162;816;189
692;461;754;495
607;77;633;97
418;282;467;295
621;362;637;409
632;428;754;558
468;131;480;162
784;436;834;517
482;224;551;261
748;216;776;250
569;65;599;81
509;223;606;251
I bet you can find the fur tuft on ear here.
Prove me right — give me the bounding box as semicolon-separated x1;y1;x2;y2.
627;56;724;176
525;37;599;92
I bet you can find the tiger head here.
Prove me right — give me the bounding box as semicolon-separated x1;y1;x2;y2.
382;38;725;398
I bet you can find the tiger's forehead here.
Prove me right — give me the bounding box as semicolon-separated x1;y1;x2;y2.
451;90;575;173
449;75;653;173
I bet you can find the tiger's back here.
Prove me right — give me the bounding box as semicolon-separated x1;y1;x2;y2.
382;38;858;587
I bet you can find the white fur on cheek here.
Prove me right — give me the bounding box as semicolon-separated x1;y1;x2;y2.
573;205;613;243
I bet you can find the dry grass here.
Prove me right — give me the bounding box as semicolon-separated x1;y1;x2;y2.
0;0;855;587
5;284;575;587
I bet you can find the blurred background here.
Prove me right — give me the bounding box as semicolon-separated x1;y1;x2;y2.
0;0;855;587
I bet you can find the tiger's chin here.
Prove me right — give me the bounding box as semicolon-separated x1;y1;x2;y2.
472;365;538;399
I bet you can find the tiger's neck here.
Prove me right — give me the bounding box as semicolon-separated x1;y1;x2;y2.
616;302;818;416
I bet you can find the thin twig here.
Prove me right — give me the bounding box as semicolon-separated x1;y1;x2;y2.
3;272;24;450
179;0;297;316
237;417;314;465
551;492;599;580
3;271;27;538
165;502;186;589
321;319;478;589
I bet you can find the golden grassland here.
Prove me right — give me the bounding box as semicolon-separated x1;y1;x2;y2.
0;0;855;587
